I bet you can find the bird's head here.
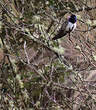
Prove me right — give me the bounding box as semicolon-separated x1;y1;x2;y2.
69;14;77;23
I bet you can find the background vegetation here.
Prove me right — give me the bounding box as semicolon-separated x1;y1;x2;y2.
0;0;96;110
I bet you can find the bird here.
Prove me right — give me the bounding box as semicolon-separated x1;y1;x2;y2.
52;14;77;40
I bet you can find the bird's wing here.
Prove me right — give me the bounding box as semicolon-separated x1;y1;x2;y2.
52;21;68;40
61;20;68;30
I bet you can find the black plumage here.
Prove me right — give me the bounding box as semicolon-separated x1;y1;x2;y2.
52;14;77;40
52;21;68;40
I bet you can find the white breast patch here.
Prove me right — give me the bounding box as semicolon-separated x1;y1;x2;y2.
66;22;76;31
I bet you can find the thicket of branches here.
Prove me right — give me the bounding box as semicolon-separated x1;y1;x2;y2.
0;0;96;110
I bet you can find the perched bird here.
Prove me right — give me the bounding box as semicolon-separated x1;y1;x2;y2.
52;14;77;40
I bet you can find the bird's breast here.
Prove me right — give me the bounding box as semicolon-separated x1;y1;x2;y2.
66;22;76;31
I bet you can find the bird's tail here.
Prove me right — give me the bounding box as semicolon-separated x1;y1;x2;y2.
52;34;60;40
52;32;67;40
